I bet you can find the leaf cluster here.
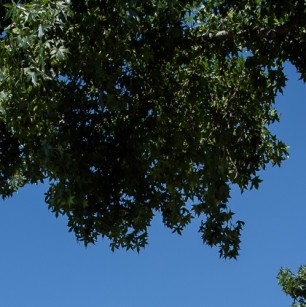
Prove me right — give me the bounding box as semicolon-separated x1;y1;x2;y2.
278;266;306;307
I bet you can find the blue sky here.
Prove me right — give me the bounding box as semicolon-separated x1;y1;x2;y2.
0;63;305;307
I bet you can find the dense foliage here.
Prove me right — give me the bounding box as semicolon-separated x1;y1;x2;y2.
0;0;305;258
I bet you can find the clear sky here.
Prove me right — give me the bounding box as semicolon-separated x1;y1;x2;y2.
0;63;305;307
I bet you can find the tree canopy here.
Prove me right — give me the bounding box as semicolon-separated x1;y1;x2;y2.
0;0;305;258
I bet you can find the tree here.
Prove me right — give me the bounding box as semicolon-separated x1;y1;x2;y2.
278;266;306;307
0;0;305;258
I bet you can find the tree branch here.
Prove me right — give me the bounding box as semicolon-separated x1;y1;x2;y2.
257;11;302;39
203;6;304;41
